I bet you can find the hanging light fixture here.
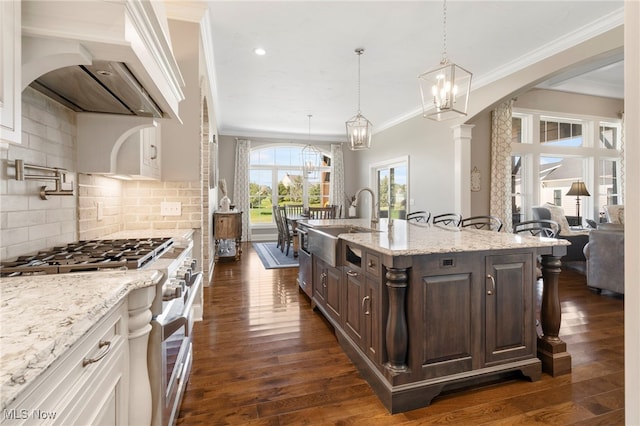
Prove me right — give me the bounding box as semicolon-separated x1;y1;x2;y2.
301;114;322;179
418;0;472;121
346;48;373;150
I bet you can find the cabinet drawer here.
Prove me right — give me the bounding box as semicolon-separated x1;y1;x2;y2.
2;302;127;425
365;252;381;278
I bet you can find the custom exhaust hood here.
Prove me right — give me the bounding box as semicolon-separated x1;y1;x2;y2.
21;0;186;175
30;61;163;118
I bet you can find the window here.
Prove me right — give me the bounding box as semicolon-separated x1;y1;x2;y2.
511;155;524;223
553;190;562;206
249;145;331;225
512;111;622;223
371;157;409;220
540;117;583;146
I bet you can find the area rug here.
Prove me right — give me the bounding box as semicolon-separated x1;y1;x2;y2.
253;242;299;269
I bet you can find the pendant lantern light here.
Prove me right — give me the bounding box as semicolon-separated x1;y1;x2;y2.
301;115;322;179
346;48;373;150
418;0;472;121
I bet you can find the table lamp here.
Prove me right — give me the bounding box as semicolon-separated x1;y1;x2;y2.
566;181;590;220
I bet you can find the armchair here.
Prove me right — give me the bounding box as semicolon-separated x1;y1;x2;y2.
583;223;624;294
532;204;589;263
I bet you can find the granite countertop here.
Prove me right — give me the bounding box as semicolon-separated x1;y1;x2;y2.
0;269;164;411
102;228;195;244
303;218;569;256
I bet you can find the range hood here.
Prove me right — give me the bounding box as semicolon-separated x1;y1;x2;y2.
21;0;185;120
30;61;163;118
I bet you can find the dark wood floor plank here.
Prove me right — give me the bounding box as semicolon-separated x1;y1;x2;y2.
177;244;625;425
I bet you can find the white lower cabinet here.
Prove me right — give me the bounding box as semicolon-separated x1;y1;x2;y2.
1;302;129;425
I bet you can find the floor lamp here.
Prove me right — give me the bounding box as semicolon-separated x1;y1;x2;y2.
566;181;590;225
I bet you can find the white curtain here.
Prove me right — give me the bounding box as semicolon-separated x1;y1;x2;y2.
329;143;345;218
490;100;513;232
233;138;251;241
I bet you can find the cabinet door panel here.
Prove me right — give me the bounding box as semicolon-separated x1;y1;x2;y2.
485;253;535;364
364;277;379;364
325;266;342;322
421;273;474;377
313;257;326;305
344;269;363;344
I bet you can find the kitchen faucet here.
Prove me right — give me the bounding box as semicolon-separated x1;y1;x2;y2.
352;187;378;223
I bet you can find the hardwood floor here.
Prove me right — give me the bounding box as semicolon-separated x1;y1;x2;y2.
177;243;624;425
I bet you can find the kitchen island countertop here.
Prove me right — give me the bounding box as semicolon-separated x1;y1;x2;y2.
302;218;569;256
0;269;163;411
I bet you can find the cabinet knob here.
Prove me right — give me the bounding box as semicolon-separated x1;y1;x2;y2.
487;274;496;295
346;270;359;277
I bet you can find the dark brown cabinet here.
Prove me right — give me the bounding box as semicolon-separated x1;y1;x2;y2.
310;239;540;413
485;253;535;365
343;242;380;365
417;251;535;380
313;256;342;323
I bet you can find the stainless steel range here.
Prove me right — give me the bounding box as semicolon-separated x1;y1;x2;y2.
0;237;174;276
147;238;202;426
0;235;201;426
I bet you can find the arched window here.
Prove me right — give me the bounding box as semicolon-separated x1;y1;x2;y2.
249;145;331;225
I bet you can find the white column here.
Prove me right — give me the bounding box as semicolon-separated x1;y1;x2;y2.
128;285;156;426
625;1;640;423
452;124;475;218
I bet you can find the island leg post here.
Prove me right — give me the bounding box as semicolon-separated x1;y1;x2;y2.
537;254;571;376
385;268;408;372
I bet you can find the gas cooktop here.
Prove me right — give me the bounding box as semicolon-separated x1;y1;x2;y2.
0;238;173;277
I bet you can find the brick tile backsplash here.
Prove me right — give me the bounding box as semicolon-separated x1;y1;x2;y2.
2;88;205;265
0;89;77;261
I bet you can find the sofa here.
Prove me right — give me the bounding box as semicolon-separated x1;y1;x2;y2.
532;203;589;263
583;223;625;294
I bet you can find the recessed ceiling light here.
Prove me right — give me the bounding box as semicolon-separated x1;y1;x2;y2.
253;47;266;56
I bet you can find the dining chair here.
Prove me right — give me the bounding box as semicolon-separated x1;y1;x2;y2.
308;206;337;219
460;215;503;232
285;204;305;218
272;205;284;249
432;213;462;227
513;220;560;238
278;206;294;255
406;211;431;223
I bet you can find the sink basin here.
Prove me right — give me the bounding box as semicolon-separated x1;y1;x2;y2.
312;225;379;237
307;225;379;267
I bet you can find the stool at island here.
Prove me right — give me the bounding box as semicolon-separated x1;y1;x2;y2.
213;211;242;261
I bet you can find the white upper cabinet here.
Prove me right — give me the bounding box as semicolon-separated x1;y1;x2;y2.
0;1;21;144
116;125;162;180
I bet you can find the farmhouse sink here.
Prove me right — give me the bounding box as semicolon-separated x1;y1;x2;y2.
307;225;380;267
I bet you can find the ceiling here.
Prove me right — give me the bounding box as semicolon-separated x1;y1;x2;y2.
204;1;624;141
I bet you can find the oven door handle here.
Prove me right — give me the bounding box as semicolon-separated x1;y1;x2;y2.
162;316;188;340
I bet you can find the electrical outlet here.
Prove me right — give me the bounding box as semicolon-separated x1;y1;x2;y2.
410;198;415;206
97;202;104;221
161;201;182;216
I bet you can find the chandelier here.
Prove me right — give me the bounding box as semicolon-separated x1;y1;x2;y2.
418;0;472;121
345;48;373;150
301;115;322;179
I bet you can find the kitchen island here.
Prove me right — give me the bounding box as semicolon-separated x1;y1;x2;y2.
0;269;163;424
301;218;570;413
